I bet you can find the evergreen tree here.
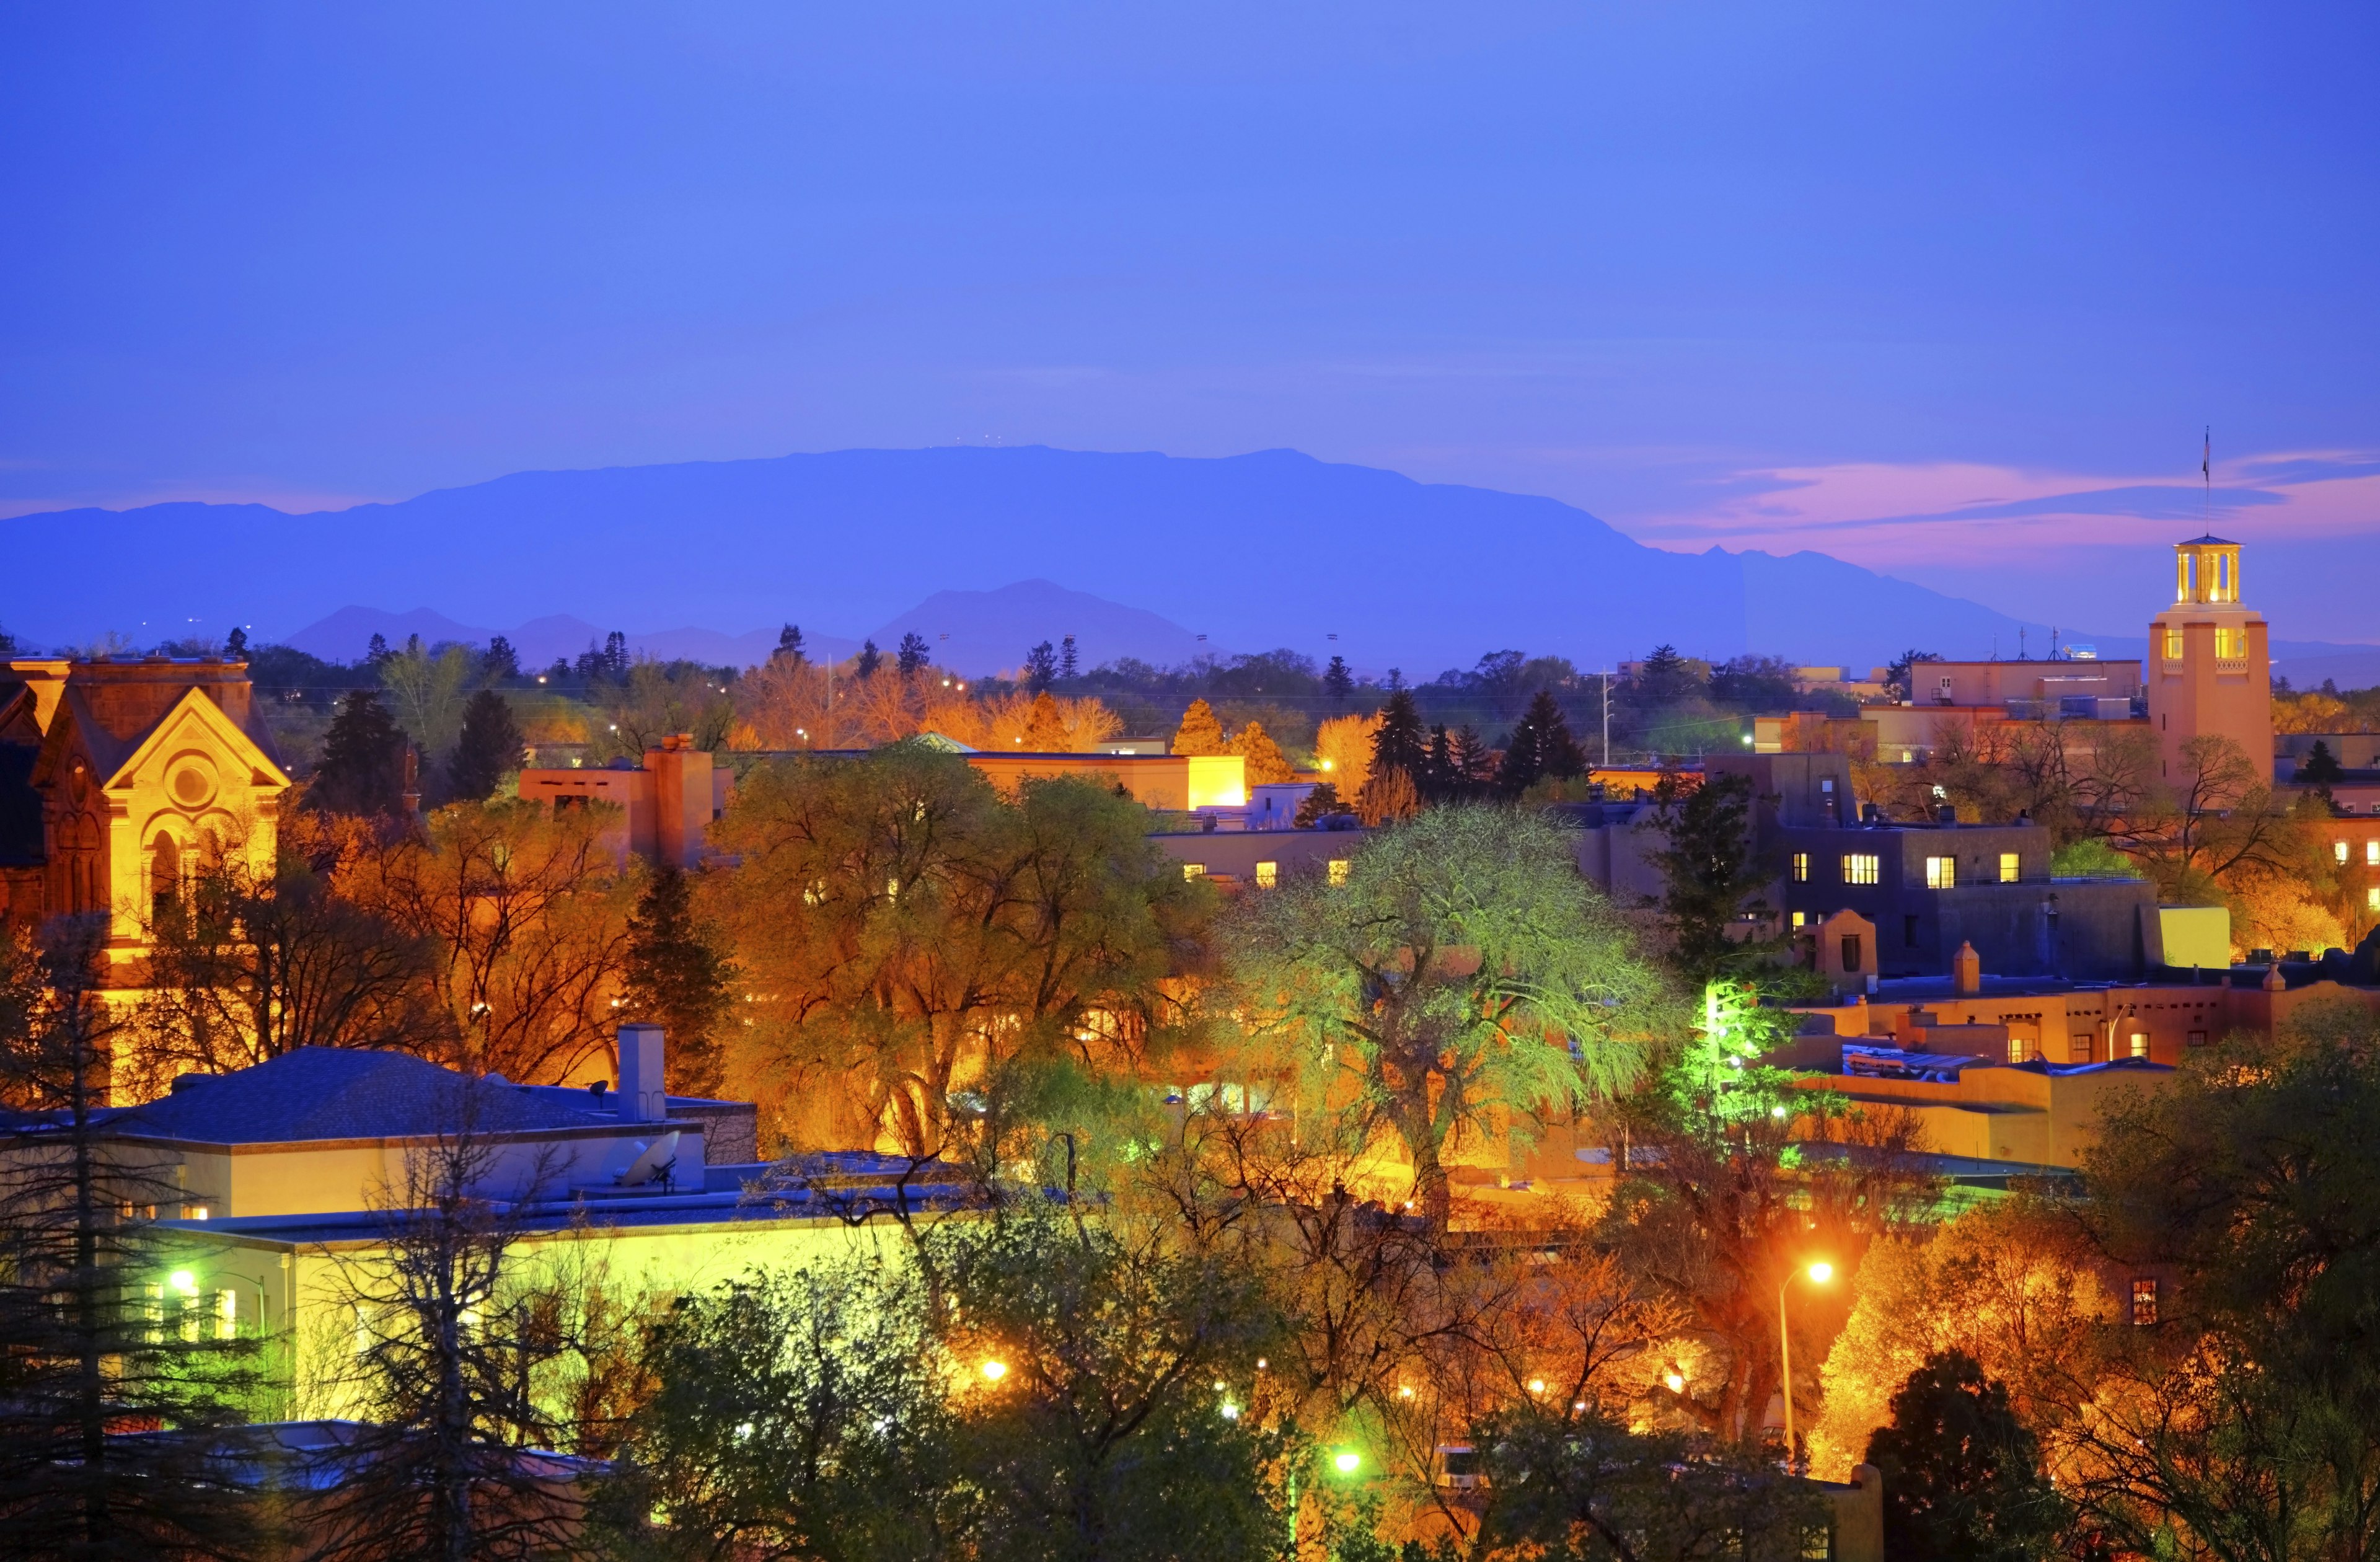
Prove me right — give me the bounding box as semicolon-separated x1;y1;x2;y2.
1865;1351;2061;1562
1385;666;1405;692
1647;770;1775;982
2301;738;2345;786
1058;633;1078;679
896;632;931;679
1631;644;1706;707
1323;654;1354;703
1496;689;1589;794
775;624;806;664
0;919;265;1558
481;634;519;682
1419;723;1458;802
1228;719;1295;784
311;690;410;817
1292;781;1346;826
224;625;248;658
1886;648;1944;703
1450;725;1496;790
1171;698;1228;756
621;865;731;1097
447;689;527;803
1368;689;1428;783
367;632;392;666
1023;640;1058;695
855;639;883;679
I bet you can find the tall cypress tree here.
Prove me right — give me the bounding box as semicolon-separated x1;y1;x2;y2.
311;690;408;817
447;689;527;803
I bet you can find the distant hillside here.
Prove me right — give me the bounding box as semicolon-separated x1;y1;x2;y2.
4;445;2133;672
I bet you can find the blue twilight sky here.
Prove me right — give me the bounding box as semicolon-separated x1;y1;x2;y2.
4;4;2378;639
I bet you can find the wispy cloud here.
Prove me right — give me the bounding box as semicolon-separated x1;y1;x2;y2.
1624;450;2380;568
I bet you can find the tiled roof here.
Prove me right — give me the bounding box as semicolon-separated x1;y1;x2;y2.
110;1048;612;1145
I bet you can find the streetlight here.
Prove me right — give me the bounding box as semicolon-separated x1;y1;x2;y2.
1778;1261;1833;1464
979;1358;1008;1383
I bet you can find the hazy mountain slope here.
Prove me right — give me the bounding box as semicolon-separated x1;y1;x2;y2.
5;446;2087;671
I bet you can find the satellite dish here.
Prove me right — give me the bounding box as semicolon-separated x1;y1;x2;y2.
615;1131;681;1189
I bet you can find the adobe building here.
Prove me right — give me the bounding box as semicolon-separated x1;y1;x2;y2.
2148;534;2272;782
0;656;289;971
516;734;730;871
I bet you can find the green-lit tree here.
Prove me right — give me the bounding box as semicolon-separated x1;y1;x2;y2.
1864;1351;2062;1562
1223;805;1660;1229
446;689;526;803
309;690;410;818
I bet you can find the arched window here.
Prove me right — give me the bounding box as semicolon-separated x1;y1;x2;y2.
150;831;181;920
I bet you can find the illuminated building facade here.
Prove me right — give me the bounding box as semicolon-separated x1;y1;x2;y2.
0;656;289;969
2146;534;2273;782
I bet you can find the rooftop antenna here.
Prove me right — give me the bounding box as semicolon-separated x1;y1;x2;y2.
2202;426;2212;530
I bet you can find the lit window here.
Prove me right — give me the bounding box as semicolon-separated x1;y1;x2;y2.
1998;852;2020;883
2131;1277;2158;1326
1326;858;1350;887
2071;1033;2094;1063
2007;1032;2026;1063
1842;854;1879;885
2367;841;2378;866
1819;777;1834;794
1802;1525;1834;1560
1791;852;1809;883
2336;841;2350;865
1924;856;1956;889
2129;1029;2149;1058
2162;627;2184;660
1254;861;1277;889
1183;863;1206;881
2367;886;2379;912
2214;626;2246;660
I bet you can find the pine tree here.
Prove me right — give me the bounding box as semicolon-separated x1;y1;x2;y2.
1368;689;1427;782
1228;720;1295;785
311;690;410;817
447;689;527;803
2301;739;2345;786
1496;689;1588;794
896;633;931;679
367;632;392;666
1058;634;1078;679
1023;641;1058;695
1450;725;1496;790
1420;723;1458;802
622;865;731;1098
1171;699;1228;756
855;640;883;679
1386;667;1405;692
224;625;249;658
1323;655;1354;703
0;920;265;1557
1648;771;1776;982
775;624;806;664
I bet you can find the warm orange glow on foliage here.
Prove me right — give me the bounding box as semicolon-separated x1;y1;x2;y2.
1228;719;1295;785
1315;712;1382;796
732;658;1121;752
1171;698;1228;757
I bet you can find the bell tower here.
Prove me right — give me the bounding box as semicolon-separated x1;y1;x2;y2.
2146;536;2272;783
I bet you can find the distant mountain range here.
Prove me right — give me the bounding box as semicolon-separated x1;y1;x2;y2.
4;445;2369;678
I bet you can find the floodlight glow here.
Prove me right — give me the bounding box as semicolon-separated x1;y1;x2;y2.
1664;1371;1686;1393
1808;1262;1833;1284
1333;1450;1362;1475
169;1269;196;1294
980;1359;1008;1382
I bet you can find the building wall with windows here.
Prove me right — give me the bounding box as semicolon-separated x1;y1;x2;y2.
2146;535;2273;782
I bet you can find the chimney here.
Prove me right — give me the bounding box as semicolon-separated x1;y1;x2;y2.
615;1023;668;1122
1952;940;1981;995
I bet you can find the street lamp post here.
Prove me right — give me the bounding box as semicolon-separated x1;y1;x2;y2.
1778;1260;1833;1467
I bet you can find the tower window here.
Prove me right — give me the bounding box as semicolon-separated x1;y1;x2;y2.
2213;627;2246;660
2162;627;2184;660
